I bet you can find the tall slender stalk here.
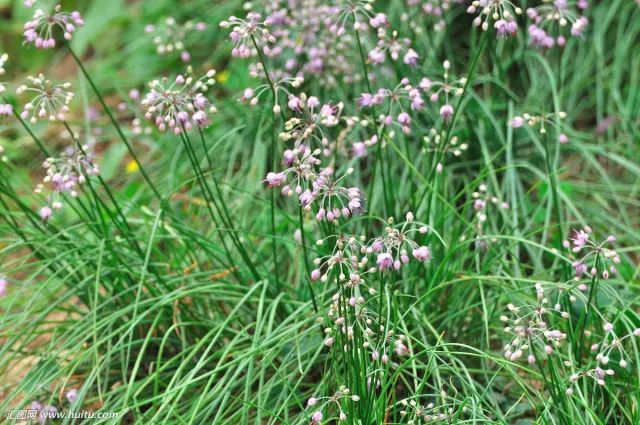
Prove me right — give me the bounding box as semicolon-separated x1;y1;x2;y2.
67;46;163;203
251;35;281;289
298;206;318;313
178;130;247;281
416;32;489;214
193;129;262;281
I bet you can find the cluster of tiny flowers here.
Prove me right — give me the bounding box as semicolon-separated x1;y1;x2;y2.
65;388;79;404
34;145;99;220
369;213;433;271
220;13;276;58
27;401;58;423
351;131;378;159
265;144;319;190
322;290;374;349
304;169;364;221
501;283;569;363
145;17;207;62
420;61;466;121
240;75;303;114
23;3;84;48
323;290;371;349
527;0;589;49
265;146;364;221
313;114;368;158
307;386;360;424
16;74;74;123
259;1;359;85
566;326;640;395
469;183;509;250
472;184;510;222
115;89;152;136
405;0;457;32
422;130;468;172
0;53;11;117
329;0;378;35
400;400;452;424
279;93;344;151
593;322;637;369
358;78;425;133
322;290;411;361
511;111;569;143
369;26;420;67
467;0;522;36
141;68;217;134
311;234;372;283
399;390;475;424
563;226;621;279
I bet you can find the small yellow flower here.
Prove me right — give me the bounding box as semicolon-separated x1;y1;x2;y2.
126;159;139;173
217;70;230;84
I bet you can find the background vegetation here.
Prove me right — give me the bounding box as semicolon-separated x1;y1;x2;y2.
0;0;639;423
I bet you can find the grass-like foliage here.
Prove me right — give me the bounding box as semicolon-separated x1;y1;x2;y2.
1;0;639;423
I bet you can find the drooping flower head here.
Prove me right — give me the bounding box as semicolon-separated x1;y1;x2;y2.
467;0;522;36
527;0;589;49
329;0;380;35
368;28;419;67
563;226;621;279
420;61;466;122
511;110;572;144
23;3;84;48
358;78;425;133
280;93;344;151
254;1;360;85
305;168;366;222
265;145;365;222
306;387;359;425
141;67;217;134
469;183;509;251
311;234;371;283
566;323;640;395
16;74;75;123
268;144;319;189
501;283;569;363
0;53;11;117
239;74;304;115
399;389;490;423
368;212;435;272
34;143;100;220
220;13;276;58
145;17;207;62
422;129;469;172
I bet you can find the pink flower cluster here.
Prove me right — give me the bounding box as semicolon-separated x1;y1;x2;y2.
527;1;589;49
35;145;100;221
265;146;364;222
358;78;425;133
220;13;276;58
467;0;522;37
145;17;207;62
141;69;217;134
0;53;11;117
23;4;84;49
564;226;621;279
368;213;433;272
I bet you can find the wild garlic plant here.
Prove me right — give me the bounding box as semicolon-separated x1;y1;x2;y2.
0;0;638;424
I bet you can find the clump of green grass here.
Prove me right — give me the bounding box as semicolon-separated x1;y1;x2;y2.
0;0;639;424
